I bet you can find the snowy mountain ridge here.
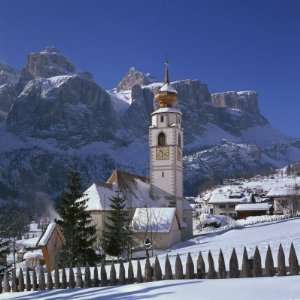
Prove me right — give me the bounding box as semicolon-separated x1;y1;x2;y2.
0;47;300;208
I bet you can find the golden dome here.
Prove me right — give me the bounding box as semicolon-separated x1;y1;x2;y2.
155;62;177;108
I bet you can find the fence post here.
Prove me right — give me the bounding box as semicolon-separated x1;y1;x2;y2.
18;268;25;292
38;266;46;291
61;267;67;289
93;267;99;287
101;261;107;286
164;254;173;280
84;267;91;288
289;243;299;275
175;254;184;280
3;271;10;293
136;259;143;283
186;253;195;279
128;260;134;284
119;261;126;285
218;249;226;279
110;262;117;285
32;268;38;291
68;268;75;289
76;267;83;288
253;246;262;277
265;245;275;276
241;247;251;277
11;269;17;292
25;269;31;291
277;244;286;276
144;257;152;282
153;257;162;281
207;251;217;279
54;266;60;289
196;252;205;279
229;248;239;278
47;271;54;290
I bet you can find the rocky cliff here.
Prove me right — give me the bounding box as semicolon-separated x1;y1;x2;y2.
0;48;299;208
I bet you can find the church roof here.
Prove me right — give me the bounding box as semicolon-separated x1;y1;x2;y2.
83;169;175;211
131;207;177;233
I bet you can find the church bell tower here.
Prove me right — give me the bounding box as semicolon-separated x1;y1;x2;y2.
149;62;184;224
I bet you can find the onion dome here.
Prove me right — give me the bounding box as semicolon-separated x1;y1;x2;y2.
155;62;177;108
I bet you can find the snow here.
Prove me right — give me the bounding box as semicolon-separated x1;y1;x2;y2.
16;237;39;248
23;249;43;260
37;222;56;247
208;186;250;204
2;277;300;300
84;176;173;211
267;181;300;197
132;207;176;233
235;203;271;211
152;107;181;115
159;82;177;94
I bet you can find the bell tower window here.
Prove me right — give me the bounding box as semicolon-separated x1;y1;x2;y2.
160;115;164;123
178;134;181;147
158;132;166;146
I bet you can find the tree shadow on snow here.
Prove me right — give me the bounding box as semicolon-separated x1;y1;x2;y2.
13;280;201;300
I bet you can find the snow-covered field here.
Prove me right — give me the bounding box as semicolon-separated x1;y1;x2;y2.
162;217;300;270
1;277;300;300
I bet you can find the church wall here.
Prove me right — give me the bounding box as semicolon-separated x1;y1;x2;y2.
132;217;181;249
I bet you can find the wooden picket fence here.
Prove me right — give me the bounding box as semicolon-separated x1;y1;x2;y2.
1;242;299;293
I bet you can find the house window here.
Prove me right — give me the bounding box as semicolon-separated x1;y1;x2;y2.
158;132;166;146
160;115;164;122
228;204;235;209
219;204;226;209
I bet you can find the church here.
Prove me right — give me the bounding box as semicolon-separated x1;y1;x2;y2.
83;64;193;250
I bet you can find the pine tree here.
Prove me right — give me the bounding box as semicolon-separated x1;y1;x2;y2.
56;171;97;267
0;238;9;273
101;191;133;258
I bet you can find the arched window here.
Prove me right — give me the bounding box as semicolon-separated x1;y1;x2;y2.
158;132;166;146
160;115;164;123
178;134;181;147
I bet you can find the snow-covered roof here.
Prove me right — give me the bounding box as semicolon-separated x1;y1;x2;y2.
84;170;175;211
267;183;300;198
131;207;177;233
37;223;57;247
208;186;250;204
159;83;177;94
23;249;43;260
235;203;271;212
152;107;181;115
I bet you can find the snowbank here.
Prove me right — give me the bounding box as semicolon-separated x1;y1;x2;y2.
1;277;300;300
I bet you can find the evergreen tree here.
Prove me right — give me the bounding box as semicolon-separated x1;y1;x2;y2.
0;238;9;274
56;171;97;267
101;191;133;257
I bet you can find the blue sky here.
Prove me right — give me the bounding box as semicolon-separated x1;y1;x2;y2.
0;0;299;136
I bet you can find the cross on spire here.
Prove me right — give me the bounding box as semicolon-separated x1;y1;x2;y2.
164;60;170;84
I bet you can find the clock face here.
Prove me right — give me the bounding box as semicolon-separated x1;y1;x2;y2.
156;147;169;160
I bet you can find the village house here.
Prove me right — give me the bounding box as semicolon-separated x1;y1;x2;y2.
36;222;64;271
267;180;300;215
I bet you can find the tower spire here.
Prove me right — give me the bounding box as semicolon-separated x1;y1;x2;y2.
164;60;170;84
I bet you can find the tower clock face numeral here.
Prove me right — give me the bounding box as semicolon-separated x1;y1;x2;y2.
156;147;169;160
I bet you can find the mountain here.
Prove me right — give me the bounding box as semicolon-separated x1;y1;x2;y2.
0;47;299;208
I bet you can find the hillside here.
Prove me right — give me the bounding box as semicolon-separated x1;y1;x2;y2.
0;47;300;206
